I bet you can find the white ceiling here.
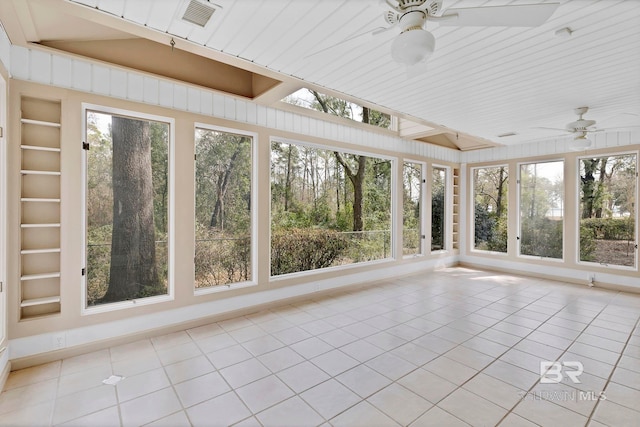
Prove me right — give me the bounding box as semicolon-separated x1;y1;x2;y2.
21;0;640;146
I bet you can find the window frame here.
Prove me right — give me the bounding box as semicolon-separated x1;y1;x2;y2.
402;159;426;258
575;150;638;271
268;136;397;281
431;163;450;253
193;123;259;295
81;103;176;315
516;158;565;262
470;164;509;256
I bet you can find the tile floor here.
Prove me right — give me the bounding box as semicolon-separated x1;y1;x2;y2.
1;267;640;426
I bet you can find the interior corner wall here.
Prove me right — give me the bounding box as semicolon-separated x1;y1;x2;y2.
0;24;9;389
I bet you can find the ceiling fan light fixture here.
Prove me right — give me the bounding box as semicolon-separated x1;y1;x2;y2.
570;135;592;151
391;28;435;66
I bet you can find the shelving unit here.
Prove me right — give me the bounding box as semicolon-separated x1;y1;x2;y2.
19;96;62;319
452;168;460;250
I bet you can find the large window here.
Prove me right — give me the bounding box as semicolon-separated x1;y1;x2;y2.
519;160;564;259
403;161;423;255
194;128;252;288
431;166;447;251
270;141;392;276
579;153;636;268
473;166;508;252
85;110;171;306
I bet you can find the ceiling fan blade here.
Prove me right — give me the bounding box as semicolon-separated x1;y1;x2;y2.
439;3;560;27
304;26;393;59
534;126;568;132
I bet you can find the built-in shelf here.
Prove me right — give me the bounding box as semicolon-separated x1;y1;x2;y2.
20;296;62;308
21;145;61;152
20;272;61;281
20;96;62;319
21;223;61;228
20;170;61;176
20;118;61;128
21;197;61;203
20;248;61;255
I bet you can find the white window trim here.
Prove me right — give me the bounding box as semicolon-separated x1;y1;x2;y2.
402;159;426;259
469;164;509;256
516;158;565;261
268;136;396;279
431;163;450;254
575;150;638;272
193;123;259;295
81;103;176;315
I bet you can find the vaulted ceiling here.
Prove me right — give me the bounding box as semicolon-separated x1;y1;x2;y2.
2;0;639;150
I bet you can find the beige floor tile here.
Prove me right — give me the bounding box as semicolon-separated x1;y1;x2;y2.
499;349;547;374
116;367;170;402
603;381;640;410
592;399;640;426
340;339;385;363
258;346;304;373
236;375;294;413
156;341;202;366
218;316;254;332
164;354;215;384
256;396;324;427
412;334;457;354
0;378;57;415
479;328;522;347
174;371;230;408
53;384;117;425
618;354;640;373
219;358;271;389
422;356;478;386
229;325;268;343
276;361;330;394
187;391;251;427
514;338;564;360
461;336;509;358
366;352;416;380
57;405;121;427
194;332;238;354
57;364;113;397
364;331;408;351
150;331;192;350
60;349;111;377
317;329;358;347
330;400;399;427
336;364;392;398
528;382;598;417
271;326;312;345
145;410;191;427
300;379;360;419
310;349;359;377
207;344;253;370
110;339;155;363
398;368;458;404
482;360;540;391
409;406;470;427
444;346;494;371
438;388;507;427
241;334;285;357
4;361;61;390
185;322;224;340
232;416;262;427
367;383;432;426
513;396;588;427
462;373;524;410
562;351;615;379
290;337;333;359
498;413;539;427
111;353;162;378
1;400;55;427
610;366;640;391
120;387;181;426
390;342;439;366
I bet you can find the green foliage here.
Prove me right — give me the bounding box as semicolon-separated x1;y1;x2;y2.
271;229;347;275
195;225;250;287
520;217;563;259
579;224;596;262
581;217;634;240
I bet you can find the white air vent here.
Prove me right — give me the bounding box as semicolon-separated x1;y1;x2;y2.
182;0;218;28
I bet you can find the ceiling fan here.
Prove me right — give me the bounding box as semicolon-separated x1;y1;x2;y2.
535;107;600;150
536;107;640;150
309;1;560;66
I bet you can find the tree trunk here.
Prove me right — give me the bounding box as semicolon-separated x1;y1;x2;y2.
210;148;241;229
496;167;505;218
103;116;158;302
581;159;598;219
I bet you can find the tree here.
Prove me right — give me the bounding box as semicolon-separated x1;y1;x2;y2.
102;116;160;302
